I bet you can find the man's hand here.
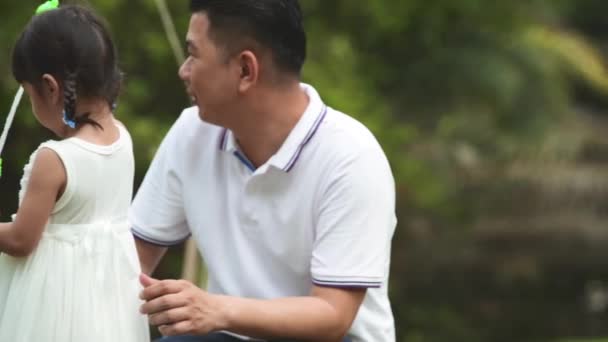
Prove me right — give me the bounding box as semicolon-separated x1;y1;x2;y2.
139;274;229;336
140;274;365;341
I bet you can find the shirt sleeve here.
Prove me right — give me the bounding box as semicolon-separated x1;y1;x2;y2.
129;113;191;246
311;144;397;289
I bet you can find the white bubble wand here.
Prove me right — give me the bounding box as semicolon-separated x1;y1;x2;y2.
0;0;59;178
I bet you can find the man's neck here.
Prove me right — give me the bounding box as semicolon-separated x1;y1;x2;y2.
231;82;309;169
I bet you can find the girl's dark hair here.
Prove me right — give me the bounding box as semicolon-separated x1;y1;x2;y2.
11;5;122;129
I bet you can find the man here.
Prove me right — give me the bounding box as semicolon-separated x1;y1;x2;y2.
130;1;397;341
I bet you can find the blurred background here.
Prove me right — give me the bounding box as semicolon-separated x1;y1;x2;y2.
2;0;608;341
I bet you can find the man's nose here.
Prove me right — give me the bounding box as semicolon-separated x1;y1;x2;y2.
178;59;190;81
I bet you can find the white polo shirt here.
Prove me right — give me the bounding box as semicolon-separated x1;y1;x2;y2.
130;84;397;342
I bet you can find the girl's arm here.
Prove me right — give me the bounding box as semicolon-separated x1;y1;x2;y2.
0;148;66;257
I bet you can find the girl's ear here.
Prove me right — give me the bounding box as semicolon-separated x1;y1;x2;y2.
41;74;61;105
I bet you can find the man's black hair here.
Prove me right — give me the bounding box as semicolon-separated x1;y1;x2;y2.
190;0;306;76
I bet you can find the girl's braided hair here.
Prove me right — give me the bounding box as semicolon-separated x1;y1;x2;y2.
12;5;123;129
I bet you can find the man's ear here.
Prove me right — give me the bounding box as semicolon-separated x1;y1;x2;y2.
237;50;259;93
41;74;61;105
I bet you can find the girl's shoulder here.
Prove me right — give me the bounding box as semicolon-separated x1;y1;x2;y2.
62;122;132;156
36;139;66;154
37;138;80;156
113;119;127;130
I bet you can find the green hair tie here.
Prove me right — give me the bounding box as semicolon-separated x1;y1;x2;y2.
36;0;59;15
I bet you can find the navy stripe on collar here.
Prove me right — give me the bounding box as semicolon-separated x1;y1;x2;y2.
216;105;328;173
283;105;328;172
218;128;228;151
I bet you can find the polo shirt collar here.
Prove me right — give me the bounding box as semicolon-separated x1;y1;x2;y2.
217;83;327;173
270;84;327;172
218;127;237;153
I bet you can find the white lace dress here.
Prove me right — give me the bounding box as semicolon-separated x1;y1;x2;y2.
0;126;150;341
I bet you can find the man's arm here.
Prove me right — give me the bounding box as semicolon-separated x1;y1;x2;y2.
130;111;195;275
219;285;365;341
135;238;168;275
140;275;365;341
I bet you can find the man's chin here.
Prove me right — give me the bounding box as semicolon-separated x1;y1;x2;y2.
197;107;216;125
196;107;207;121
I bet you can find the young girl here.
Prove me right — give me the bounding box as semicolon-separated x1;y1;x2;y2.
0;5;149;341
